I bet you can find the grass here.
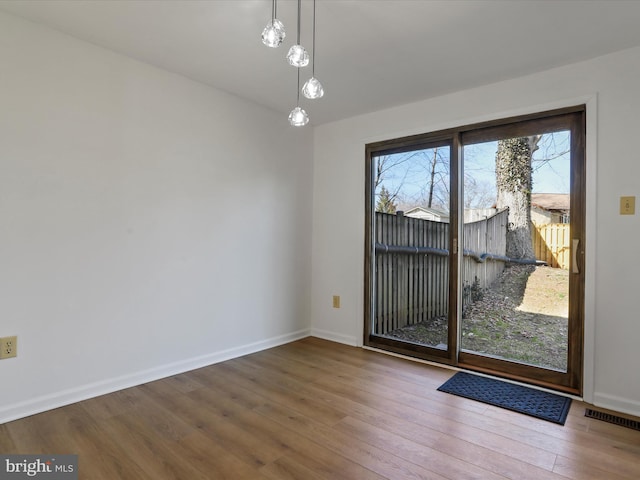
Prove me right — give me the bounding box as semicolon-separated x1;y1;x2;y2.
385;264;569;371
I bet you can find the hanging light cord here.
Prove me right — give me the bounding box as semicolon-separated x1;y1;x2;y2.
296;0;301;45
296;66;301;105
311;0;316;77
271;0;276;23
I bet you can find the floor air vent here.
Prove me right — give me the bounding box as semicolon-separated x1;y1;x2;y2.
585;409;640;431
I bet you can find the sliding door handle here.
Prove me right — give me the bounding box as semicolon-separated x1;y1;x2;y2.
572;238;580;274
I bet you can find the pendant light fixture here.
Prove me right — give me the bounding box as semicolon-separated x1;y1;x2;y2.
286;0;309;67
289;67;309;126
259;0;325;126
302;0;324;99
261;0;285;48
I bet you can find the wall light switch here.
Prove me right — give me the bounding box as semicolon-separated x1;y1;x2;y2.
620;196;635;215
332;295;341;308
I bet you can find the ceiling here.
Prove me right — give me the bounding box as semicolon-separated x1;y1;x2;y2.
3;0;640;125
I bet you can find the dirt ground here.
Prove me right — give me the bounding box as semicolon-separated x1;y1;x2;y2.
518;265;568;317
386;264;569;371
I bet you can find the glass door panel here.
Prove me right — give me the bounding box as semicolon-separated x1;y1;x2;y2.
461;133;571;372
371;146;451;352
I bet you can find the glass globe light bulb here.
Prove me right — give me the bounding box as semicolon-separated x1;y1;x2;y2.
286;44;309;67
261;19;286;48
302;77;324;99
288;106;309;126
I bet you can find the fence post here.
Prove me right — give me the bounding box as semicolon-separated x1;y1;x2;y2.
396;211;408;329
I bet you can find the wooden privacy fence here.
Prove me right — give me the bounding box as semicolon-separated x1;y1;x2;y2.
374;211;448;336
532;222;570;269
374;209;508;336
462;210;508;293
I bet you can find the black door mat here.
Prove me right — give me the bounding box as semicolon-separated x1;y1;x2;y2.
585;409;640;431
437;372;572;425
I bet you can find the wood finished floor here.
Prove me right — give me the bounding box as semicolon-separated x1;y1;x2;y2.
2;337;640;480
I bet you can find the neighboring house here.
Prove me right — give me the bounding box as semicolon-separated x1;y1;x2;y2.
531;193;570;224
404;206;450;222
405;204;558;224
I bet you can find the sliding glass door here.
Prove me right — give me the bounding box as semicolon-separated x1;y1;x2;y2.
364;107;585;394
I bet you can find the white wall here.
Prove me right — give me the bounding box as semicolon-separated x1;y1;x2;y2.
311;45;640;417
0;12;313;423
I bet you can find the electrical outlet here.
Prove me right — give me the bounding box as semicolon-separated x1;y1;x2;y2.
0;336;17;359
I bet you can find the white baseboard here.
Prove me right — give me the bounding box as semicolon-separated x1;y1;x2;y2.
593;392;640;418
0;328;311;425
310;328;358;346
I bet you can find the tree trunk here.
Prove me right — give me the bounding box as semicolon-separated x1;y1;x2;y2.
495;137;536;260
427;148;438;208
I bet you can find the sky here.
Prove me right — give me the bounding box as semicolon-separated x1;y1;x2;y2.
465;132;571;195
376;131;571;211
